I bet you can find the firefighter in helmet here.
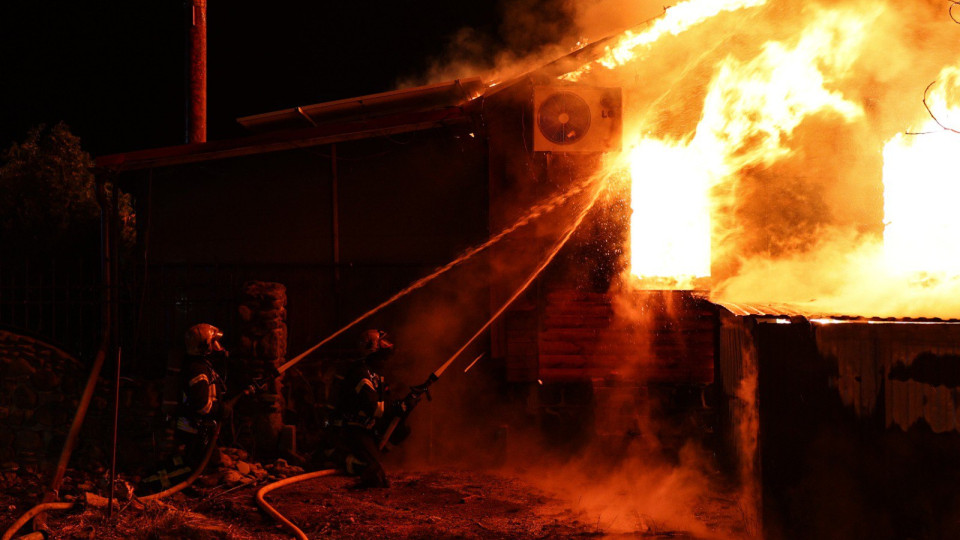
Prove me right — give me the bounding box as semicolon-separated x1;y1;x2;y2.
176;323;230;467
320;329;397;487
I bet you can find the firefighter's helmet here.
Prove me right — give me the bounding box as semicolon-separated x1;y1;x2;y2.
185;323;225;357
359;329;393;357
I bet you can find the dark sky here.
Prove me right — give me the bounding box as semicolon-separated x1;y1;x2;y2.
0;2;503;157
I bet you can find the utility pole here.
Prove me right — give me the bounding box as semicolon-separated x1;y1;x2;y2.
187;0;207;143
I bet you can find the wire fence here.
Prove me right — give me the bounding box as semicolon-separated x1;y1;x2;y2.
0;256;101;358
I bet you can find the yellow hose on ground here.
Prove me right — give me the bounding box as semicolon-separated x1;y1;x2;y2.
1;503;74;540
256;469;339;540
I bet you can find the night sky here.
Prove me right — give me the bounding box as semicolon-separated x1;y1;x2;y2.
0;2;511;157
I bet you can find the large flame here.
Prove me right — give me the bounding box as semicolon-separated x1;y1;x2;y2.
560;0;960;316
883;67;960;277
625;6;870;287
629;139;711;288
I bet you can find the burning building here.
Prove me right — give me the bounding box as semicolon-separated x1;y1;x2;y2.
4;0;960;536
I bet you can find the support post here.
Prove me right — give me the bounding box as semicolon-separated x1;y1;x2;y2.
187;0;207;143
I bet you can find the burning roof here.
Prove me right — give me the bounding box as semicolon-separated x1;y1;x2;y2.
99;0;960;321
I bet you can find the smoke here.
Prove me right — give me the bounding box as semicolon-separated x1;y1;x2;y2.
713;231;960;318
373;0;960;535
398;0;669;88
397;0;576;87
515;441;730;537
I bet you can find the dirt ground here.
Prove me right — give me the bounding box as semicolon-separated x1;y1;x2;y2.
1;466;748;539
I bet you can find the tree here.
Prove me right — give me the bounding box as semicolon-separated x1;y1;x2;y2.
0;123;133;252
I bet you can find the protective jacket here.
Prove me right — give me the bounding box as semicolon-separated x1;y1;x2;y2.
177;356;226;433
330;358;389;431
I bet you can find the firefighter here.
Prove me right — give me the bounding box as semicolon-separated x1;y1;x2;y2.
176;323;230;468
320;329;398;488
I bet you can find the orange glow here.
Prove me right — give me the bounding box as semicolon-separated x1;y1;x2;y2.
562;0;767;82
883;67;960;277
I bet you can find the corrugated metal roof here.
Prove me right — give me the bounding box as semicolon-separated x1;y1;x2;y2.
713;301;823;318
714;300;960;323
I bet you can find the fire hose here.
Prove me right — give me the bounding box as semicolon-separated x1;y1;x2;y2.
255;469;339;540
1;503;74;540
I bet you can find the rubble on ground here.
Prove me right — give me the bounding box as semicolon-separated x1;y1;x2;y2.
198;447;305;488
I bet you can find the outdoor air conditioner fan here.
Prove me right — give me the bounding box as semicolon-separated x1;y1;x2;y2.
533;86;622;153
537;91;592;145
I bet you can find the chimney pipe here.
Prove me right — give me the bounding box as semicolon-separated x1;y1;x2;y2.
187;0;207;143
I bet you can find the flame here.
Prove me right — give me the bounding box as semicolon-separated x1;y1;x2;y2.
562;0;768;82
883;66;960;277
694;8;867;170
626;6;870;287
629;139;711;288
553;0;960;315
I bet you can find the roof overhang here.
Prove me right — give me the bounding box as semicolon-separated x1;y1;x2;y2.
97;106;473;174
237;78;486;132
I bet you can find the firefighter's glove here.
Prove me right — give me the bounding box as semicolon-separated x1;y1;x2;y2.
246;378;267;396
247;366;281;395
402;391;423;411
264;364;282;380
389;400;407;419
219;398;234;419
410;383;432;402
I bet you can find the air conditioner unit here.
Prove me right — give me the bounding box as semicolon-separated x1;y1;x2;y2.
533;86;622;153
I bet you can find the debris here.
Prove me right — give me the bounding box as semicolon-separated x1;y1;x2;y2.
83;492;117;510
221;470;244;485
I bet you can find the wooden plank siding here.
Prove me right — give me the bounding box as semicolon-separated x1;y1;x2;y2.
505;288;716;384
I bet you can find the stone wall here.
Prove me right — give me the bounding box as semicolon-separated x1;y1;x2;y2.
235;281;287;456
0;329;167;475
0;329;86;468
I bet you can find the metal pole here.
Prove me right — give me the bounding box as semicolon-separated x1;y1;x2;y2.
107;182;121;519
107;347;120;518
331;144;340;323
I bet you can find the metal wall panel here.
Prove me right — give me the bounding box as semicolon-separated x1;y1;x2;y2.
816;322;960;433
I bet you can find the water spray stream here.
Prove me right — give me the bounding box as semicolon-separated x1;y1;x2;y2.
378;171;612;449
443;171;611;373
278;171;605;374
